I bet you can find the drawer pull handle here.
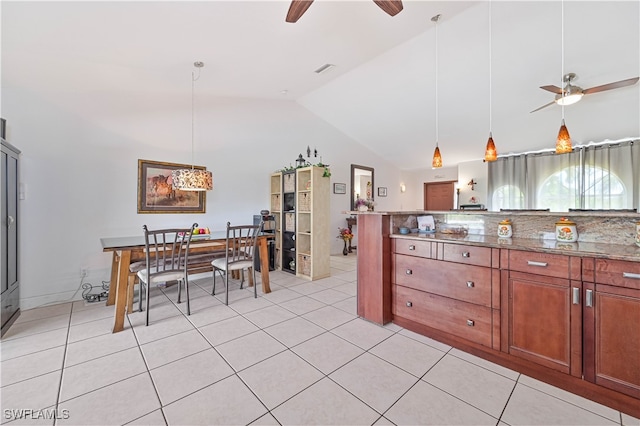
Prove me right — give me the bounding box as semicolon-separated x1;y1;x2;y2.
406;269;413;275
408;245;416;251
527;261;548;267
466;281;474;288
406;301;413;307
622;272;640;280
462;252;470;258
466;319;474;326
572;287;580;305
586;289;594;308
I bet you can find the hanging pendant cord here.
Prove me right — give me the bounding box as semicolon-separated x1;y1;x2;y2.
489;0;492;132
561;0;565;121
191;65;202;170
436;16;439;145
191;70;195;169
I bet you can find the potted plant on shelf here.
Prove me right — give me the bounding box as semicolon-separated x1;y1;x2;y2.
355;198;374;212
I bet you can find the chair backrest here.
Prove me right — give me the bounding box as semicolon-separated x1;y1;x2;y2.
224;221;263;264
142;223;197;277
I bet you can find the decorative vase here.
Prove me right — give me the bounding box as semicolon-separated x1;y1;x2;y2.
358;205;368;212
343;240;349;255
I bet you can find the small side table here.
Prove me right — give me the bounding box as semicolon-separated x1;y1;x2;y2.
346;217;357;253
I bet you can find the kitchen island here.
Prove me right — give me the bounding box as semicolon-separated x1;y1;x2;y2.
353;210;640;418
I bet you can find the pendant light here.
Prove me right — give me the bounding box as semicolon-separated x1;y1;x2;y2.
555;1;573;154
484;1;498;162
431;14;443;168
172;61;213;191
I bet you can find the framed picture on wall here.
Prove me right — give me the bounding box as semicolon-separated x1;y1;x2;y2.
378;187;387;197
333;183;347;194
137;159;207;214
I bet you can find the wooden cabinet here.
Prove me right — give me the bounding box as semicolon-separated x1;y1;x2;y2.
270;166;329;280
583;258;640;399
391;239;500;350
1;140;20;336
503;250;582;376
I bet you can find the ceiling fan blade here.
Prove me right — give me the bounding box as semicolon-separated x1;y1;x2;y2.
373;0;403;17
583;77;639;95
540;85;563;94
530;100;556;113
286;0;314;23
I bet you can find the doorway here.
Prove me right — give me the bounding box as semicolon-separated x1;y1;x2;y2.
424;181;455;210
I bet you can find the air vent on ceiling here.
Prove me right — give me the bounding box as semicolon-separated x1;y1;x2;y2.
314;64;336;74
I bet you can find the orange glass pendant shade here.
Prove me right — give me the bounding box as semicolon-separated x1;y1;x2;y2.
555;119;572;154
432;145;443;168
484;132;497;162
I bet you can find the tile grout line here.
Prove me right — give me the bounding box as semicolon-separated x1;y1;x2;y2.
53;302;74;426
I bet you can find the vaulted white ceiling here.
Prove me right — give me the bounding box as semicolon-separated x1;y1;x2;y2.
2;1;639;170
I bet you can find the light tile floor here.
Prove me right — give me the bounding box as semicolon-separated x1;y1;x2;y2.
1;255;639;425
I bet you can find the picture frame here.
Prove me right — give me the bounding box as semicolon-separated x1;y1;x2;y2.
333;182;347;194
377;187;387;197
137;159;207;214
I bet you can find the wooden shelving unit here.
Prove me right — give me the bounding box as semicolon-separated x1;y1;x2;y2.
270;166;329;280
269;173;282;270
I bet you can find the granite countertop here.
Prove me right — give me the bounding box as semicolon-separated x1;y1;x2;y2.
390;232;640;262
348;210;640;218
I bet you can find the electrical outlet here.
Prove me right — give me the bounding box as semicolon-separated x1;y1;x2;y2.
80;267;88;277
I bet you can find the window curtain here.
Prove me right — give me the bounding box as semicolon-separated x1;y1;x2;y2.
488;139;640;211
487;154;526;210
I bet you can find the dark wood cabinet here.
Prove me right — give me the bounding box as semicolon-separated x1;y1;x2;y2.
503;250;582;377
391;239;500;350
583;258;640;399
1;139;20;336
506;271;582;376
357;227;640;417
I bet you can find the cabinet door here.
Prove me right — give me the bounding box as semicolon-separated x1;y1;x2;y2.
508;271;581;376
584;283;640;398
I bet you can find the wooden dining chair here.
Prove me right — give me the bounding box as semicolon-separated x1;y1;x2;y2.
138;223;197;326
211;221;263;305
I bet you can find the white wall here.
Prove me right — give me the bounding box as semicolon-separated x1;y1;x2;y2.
4;87;405;309
457;160;489;208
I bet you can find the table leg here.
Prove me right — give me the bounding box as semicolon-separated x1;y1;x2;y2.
106;251;119;306
112;250;131;333
258;238;271;293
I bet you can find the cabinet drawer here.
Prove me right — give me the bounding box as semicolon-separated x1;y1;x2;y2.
394;255;492;307
442;244;492;267
593;259;640;290
508;250;570;279
392;285;493;347
393;238;431;258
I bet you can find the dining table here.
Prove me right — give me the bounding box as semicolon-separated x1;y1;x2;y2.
101;231;272;333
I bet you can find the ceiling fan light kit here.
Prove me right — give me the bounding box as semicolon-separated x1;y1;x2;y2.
533;72;639;113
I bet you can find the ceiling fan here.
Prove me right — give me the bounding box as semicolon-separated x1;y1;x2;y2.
531;73;639;113
286;0;403;23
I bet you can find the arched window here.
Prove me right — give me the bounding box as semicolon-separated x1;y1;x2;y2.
492;185;524;211
538;166;626;211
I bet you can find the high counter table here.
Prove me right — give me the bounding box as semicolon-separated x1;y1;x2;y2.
101;232;272;333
